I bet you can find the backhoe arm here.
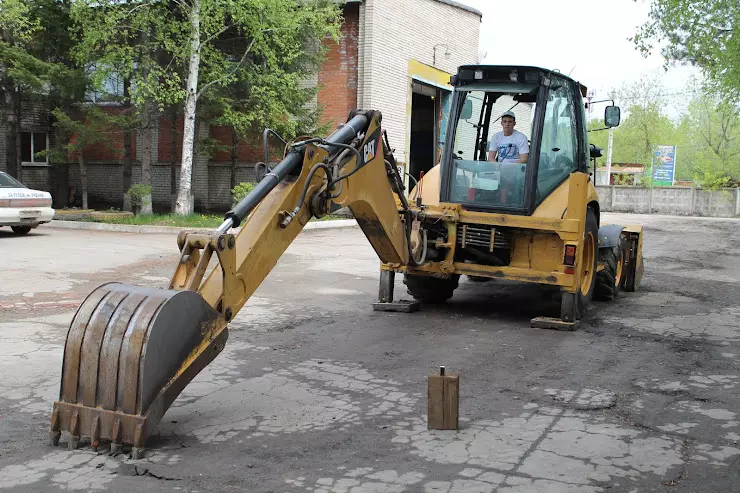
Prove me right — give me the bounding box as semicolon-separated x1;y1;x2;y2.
191;110;413;321
50;110;423;458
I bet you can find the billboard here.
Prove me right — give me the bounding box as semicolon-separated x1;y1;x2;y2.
652;145;676;186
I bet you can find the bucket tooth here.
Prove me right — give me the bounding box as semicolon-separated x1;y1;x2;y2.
50;406;61;446
90;416;101;452
68;410;80;450
51;282;228;456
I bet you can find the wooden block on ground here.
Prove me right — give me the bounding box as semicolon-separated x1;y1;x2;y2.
428;367;459;430
372;301;420;313
530;316;578;331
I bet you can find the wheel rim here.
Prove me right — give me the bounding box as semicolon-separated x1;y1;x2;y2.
615;250;624;286
580;231;595;296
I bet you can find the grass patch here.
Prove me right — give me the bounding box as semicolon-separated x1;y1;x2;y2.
83;213;349;228
85;213;223;228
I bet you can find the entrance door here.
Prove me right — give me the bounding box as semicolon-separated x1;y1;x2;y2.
409;82;438;184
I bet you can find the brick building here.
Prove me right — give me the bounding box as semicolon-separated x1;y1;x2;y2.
0;0;482;212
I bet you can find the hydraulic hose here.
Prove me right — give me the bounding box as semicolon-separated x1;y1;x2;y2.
220;112;369;231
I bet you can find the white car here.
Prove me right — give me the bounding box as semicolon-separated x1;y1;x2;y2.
0;171;55;235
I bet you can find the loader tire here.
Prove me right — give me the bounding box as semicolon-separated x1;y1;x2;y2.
594;235;628;301
404;273;459;304
577;209;599;316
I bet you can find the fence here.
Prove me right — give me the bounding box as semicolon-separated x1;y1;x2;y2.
596;186;740;218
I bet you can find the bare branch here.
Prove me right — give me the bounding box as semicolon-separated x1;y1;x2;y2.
196;37;255;99
126;1;157;16
200;24;234;48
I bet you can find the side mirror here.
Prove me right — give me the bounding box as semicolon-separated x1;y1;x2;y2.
605;105;621;127
461;99;473;120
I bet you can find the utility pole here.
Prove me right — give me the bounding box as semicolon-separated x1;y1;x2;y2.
606;126;614;185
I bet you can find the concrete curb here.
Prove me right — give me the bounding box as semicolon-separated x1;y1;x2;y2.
47;218;359;234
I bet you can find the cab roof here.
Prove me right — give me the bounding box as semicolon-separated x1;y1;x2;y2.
453;65;588;97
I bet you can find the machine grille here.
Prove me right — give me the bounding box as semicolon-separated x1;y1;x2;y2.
456;224;511;251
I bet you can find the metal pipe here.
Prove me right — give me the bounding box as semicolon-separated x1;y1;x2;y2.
221;112;369;229
263;129;287;165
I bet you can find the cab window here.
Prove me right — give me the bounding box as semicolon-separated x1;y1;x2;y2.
536;80;577;202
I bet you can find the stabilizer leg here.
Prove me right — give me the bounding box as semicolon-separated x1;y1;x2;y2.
530;291;579;331
372;269;420;313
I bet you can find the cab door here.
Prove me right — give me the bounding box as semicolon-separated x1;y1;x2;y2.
535;79;580;205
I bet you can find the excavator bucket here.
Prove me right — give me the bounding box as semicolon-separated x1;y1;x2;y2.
50;282;228;458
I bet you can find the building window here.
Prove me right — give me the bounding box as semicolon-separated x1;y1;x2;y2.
21;132;49;165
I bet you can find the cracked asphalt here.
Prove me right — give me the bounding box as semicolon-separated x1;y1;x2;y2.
1;212;739;492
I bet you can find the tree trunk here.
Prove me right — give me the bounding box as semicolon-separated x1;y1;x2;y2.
140;103;154;215
170;105;178;211
79;153;88;210
231;128;238;190
174;0;201;215
122;76;133;211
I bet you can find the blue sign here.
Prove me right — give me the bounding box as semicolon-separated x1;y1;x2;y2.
652;145;676;186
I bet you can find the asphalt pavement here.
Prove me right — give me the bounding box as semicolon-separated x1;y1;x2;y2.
1;213;739;492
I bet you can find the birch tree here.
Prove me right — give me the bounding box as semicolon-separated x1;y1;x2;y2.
173;0;342;214
71;0;340;214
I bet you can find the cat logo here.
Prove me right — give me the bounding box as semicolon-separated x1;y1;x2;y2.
363;139;377;163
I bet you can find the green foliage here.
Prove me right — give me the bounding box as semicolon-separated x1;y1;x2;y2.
587;75;740;188
82;211;344;227
231;181;258;206
613;174;632;186
0;0;40;44
196;136;230;160
87;212;224;228
680;92;740;186
70;0;186;111
197;0;343;140
696;172;735;190
633;0;740;101
0;1;46;93
125;184;153;207
1;1;84;99
51;106;123;153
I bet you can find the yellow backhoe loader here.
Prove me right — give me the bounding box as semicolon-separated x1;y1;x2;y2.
50;65;643;457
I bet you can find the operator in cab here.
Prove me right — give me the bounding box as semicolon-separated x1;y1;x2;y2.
487;110;529;164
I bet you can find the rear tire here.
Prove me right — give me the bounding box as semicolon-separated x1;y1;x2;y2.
404;273;459;303
575;208;598;317
594;235;628;301
11;226;32;235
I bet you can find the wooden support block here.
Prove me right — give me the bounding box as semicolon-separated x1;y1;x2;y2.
372;301;420;313
428;366;459;430
530;316;578;331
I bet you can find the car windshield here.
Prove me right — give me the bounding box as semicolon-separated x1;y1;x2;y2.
0;172;26;188
449;87;537;209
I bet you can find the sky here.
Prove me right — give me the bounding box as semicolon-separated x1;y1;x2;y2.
457;0;700;116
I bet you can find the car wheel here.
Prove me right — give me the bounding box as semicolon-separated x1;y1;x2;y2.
11;226;32;235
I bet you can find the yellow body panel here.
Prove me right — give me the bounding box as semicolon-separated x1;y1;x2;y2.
407;165;592;291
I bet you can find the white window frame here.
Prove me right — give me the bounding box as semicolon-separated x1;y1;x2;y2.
21;131;50;167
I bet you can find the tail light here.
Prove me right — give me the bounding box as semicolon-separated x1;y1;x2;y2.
564;244;577;266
